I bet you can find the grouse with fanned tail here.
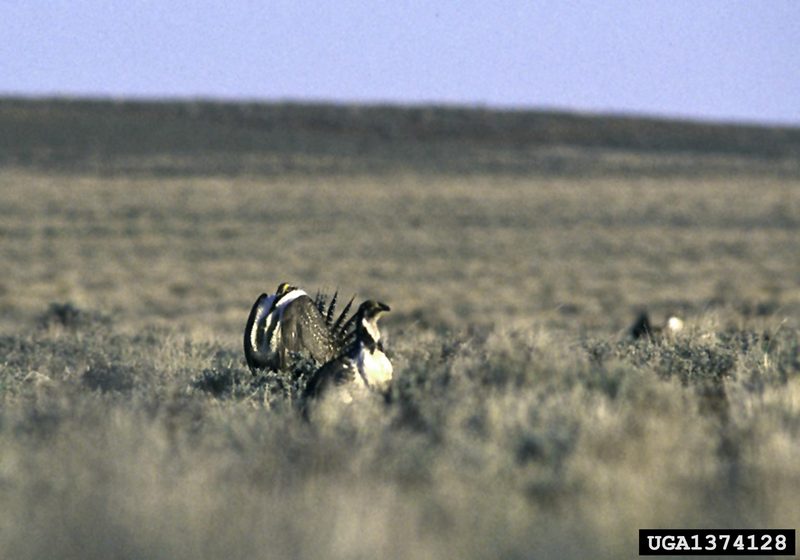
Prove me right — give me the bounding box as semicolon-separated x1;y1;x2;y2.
244;282;357;374
303;300;393;405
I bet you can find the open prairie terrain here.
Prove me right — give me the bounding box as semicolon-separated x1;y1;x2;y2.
1;99;799;559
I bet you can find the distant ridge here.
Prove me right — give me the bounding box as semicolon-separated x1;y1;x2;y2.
2;97;799;177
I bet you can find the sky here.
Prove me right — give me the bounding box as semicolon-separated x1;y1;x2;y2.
1;1;798;125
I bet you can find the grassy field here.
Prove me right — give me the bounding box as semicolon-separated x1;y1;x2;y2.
1;99;799;559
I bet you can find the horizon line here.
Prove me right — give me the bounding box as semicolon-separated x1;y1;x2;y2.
2;91;799;131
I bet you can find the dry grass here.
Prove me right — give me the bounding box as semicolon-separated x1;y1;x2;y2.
1;308;798;559
0;100;799;558
2;170;798;338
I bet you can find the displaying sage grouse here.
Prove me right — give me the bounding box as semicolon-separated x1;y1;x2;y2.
629;311;684;340
244;282;356;374
303;300;393;404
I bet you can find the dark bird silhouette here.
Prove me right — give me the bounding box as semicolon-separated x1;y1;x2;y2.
629;311;684;340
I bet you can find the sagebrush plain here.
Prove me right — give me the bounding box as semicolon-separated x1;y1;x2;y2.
1;99;799;559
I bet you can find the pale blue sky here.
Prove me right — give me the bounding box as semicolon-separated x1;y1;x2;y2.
1;1;798;125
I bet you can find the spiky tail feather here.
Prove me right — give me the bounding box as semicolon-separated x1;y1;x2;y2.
331;295;354;333
325;291;338;327
337;310;359;339
313;290;327;316
306;288;356;355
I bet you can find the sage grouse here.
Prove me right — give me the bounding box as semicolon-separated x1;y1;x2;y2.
303;300;393;404
629;311;684;340
244;282;356;374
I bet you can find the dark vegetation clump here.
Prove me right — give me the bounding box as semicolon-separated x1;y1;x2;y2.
190;350;319;411
82;357;136;394
191;367;240;397
36;301;111;331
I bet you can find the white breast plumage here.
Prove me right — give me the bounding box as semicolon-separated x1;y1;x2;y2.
356;344;393;391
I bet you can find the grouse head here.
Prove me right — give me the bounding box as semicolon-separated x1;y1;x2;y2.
356;300;390;347
275;282;297;299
